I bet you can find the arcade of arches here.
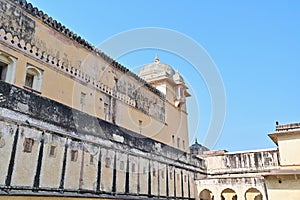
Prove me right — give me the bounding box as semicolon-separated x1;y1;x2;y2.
199;187;262;200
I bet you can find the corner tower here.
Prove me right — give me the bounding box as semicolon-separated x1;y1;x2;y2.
139;55;191;151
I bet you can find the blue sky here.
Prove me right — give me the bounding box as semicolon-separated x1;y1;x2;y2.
26;0;300;151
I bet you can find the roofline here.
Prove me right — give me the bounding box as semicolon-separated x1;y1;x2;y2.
269;129;300;145
224;148;278;155
145;76;190;90
276;122;300;131
8;0;165;99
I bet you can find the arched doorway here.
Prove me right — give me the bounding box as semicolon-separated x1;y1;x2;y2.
221;188;237;200
245;188;262;200
199;189;214;200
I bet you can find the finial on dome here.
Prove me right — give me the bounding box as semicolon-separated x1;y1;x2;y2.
195;138;198;144
154;54;160;63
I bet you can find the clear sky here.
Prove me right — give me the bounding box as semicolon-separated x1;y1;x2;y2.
26;0;300;151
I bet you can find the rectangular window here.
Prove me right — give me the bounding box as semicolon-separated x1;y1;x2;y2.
23;138;34;153
138;120;142;134
103;95;111;120
170;172;173;180
70;150;78;162
49;145;56;157
161;170;165;179
25;73;34;88
90;154;94;165
24;65;43;92
80;92;86;111
104;103;109;120
152;170;156;177
172;135;175;145
183;140;185;149
0;62;8;81
105;157;111;168
143;166;146;174
177;137;180;148
114;77;118;90
99;97;103;109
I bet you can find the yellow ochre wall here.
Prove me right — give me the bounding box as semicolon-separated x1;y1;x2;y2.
265;175;300;200
277;132;300;166
0;0;190;151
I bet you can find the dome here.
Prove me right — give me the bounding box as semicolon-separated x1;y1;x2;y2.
190;139;209;155
139;55;175;81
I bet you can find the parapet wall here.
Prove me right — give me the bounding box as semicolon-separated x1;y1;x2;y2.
205;149;279;175
0;81;205;199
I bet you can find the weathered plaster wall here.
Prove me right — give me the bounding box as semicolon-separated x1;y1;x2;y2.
128;155;138;194
159;163;167;197
0;121;16;185
11;126;42;187
150;160;158;196
175;168;182;197
265;175;300;200
0;0;35;44
0;0;172;148
100;148;114;192
115;100;165;140
0;0;165;121
277;133;300;166
115;152;126;193
40;133;66;189
138;157;149;195
81;146;99;191
0;81;204;199
189;172;196;199
116;76;165;122
165;101;190;151
64;140;82;190
183;170;189;198
168;166;175;198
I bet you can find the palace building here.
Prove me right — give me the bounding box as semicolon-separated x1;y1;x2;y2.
0;0;299;200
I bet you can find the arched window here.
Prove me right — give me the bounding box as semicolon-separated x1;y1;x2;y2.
0;52;17;84
221;188;237;200
245;188;263;200
24;65;43;92
199;189;214;200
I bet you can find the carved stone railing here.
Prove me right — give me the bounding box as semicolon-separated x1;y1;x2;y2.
206;149;280;175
